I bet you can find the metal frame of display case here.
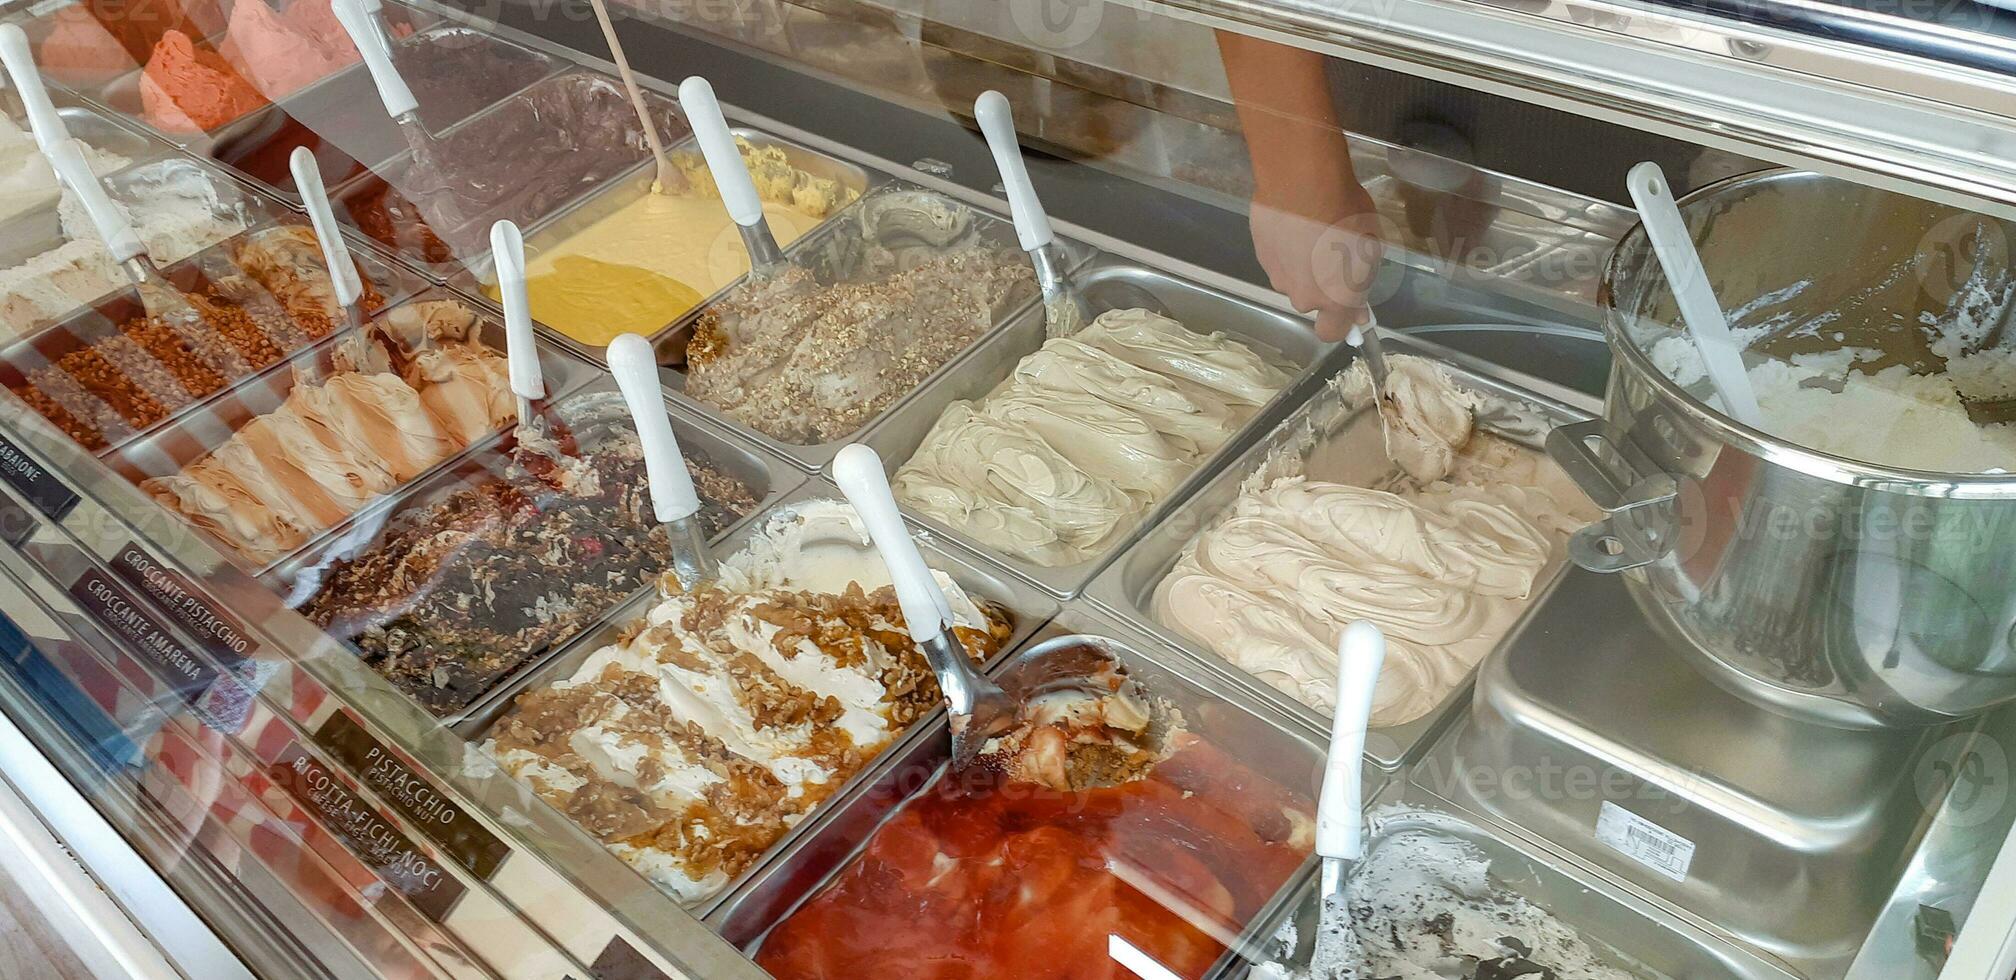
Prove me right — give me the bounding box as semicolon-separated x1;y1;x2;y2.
1;0;2015;976
1126;0;2016;217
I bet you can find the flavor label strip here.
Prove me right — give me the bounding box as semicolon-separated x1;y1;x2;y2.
588;937;677;980
314;711;509;880
0;432;79;523
23;515;695;975
61;562;268;735
271;741;471;924
108;542;261;661
65;567;220;707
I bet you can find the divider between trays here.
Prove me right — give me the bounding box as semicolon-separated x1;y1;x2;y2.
100;284;596;585
852;256;1343;600
2;213;426;459
1081;333;1598;771
450;476;1060;923
705;600;1343;961
445;126;882;365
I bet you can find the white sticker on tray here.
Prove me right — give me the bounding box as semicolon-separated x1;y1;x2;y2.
1595;801;1695;882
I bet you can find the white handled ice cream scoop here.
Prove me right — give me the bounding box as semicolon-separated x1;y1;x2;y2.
1344;312;1390;400
834;443;1018;772
1626;162;1764;428
587;0;675;195
0;25;71;154
679;76;787;274
334;0;460;225
488;220;546;429
333;0;416;127
975;90;1091;337
290;147;365;333
610;332;715;591
290;146;379;381
349;0;398;53
45;137;233;367
1306;619;1386;978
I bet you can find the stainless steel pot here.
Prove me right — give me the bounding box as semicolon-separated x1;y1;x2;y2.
1550;169;2016;729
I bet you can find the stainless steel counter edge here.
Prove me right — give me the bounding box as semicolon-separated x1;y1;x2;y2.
0;557;251;980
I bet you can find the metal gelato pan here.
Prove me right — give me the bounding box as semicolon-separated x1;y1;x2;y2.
1417;568;1955;976
1240;781;1800;979
710;601;1361;980
856;258;1336;599
0;103;167;266
1086;334;1594;770
258;382;798;725
453;479;1059;921
651;183;1092;473
1;213;417;456
333;69;694;280
97;286;597;576
449;127;878;361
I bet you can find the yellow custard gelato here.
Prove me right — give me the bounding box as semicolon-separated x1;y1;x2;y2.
489;140;856;347
506;193;822;346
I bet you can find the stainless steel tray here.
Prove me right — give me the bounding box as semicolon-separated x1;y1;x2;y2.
648;184;1092;472
454;479;1058;919
0;215;420;456
97;286;600;576
236;22;569;206
1238;780;1801;979
259;383;804;726
333;68;693;280
709;601;1353;969
1086;334;1592;770
855;258;1336;599
447;127;879;361
1417;568;1956;976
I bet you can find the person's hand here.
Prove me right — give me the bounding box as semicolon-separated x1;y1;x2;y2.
1248;181;1384;342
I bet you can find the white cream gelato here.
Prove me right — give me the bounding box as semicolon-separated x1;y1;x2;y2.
0;162;242;338
893;308;1291;566
1650;337;2016;473
0;116;67;224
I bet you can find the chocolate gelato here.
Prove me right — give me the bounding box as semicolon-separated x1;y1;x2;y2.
357;72;690;267
291;411;758;716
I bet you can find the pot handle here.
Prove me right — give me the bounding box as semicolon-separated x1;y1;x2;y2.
1546;419;1679;573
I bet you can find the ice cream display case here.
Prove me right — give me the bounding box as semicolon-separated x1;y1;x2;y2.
0;0;2011;975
